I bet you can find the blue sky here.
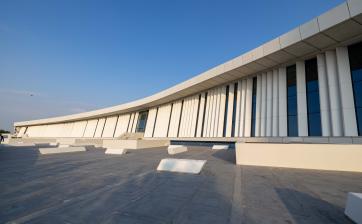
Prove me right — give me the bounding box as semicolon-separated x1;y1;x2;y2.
0;0;344;131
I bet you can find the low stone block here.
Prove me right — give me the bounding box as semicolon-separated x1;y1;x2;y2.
345;192;362;224
7;142;36;147
167;145;188;155
38;146;86;155
56;138;76;145
105;148;128;155
157;158;207;174
58;144;70;148
212;145;229;150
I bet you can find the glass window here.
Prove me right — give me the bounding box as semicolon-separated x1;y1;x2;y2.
287;65;298;136
305;58;322;136
348;42;362;135
136;111;149;133
251;78;257;137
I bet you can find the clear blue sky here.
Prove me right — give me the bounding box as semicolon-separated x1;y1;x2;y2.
0;0;344;131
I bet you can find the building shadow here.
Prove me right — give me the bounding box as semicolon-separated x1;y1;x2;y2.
275;188;352;224
211;149;236;164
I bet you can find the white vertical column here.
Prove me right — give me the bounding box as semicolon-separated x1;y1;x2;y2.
190;95;199;137
296;61;308;136
218;86;227;137
226;84;235;137
205;89;214;137
183;98;191;137
266;71;273;136
255;74;262;137
203;91;211;137
196;93;206;137
186;97;196;137
261;73;267;136
239;80;247;137
336;47;358;136
128;114;135;133
235;81;242;137
244;78;253;137
213;88;221;137
325;50;343;136
272;69;279;136
317;53;332;136
169;101;182;137
278;67;288;136
211;88;218;137
131;112;139;133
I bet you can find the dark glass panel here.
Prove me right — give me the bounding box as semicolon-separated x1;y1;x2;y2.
348;42;362;135
305;58;322;136
287;116;298;137
348;42;362;71
308;113;322;136
352;74;362;108
307;92;320;114
251;78;257;137
287;96;297;116
352;69;362;82
357;108;362;134
136;111;149;133
306;80;319;92
287;64;298;136
287;86;297;97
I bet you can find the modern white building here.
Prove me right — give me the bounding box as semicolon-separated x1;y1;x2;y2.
13;1;362;171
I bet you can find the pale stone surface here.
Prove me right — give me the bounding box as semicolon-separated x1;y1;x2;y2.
212;145;229;150
168;145;188;155
58;144;70;148
105;148;128;155
56;138;76;145
39;146;86;155
157;158;206;174
0;146;361;223
236;142;362;172
345;192;362;224
103;139;169;150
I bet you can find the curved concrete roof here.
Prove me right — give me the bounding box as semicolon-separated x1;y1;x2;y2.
15;1;362;127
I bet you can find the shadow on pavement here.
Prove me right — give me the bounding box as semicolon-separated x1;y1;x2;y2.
211;149;236;164
275;188;352;224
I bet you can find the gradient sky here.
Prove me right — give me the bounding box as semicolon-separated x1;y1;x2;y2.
0;0;345;131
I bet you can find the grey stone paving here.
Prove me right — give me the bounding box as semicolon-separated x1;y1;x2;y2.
0;144;361;224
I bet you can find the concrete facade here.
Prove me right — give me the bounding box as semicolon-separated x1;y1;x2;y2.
11;2;362;171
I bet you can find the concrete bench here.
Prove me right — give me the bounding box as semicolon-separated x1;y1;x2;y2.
157;158;207;174
38;146;86;155
105;148;128;155
167;145;188;155
212;145;229;150
345;192;362;224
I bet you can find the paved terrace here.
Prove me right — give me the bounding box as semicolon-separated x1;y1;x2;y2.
0;145;361;224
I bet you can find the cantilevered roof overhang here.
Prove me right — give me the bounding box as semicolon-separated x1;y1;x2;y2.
15;1;362;127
